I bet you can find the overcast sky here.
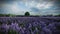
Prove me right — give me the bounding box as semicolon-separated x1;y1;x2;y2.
0;0;60;15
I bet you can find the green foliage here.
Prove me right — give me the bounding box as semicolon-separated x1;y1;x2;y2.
25;12;30;16
8;29;18;34
0;22;2;25
0;14;16;17
57;14;60;16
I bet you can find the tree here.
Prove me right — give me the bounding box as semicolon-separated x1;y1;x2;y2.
25;12;30;16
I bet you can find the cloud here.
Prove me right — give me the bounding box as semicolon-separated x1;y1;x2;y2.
0;0;60;15
30;7;40;12
36;2;54;9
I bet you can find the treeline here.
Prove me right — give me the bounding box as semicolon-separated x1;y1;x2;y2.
0;14;60;17
0;14;39;17
0;12;39;17
0;11;60;17
42;14;60;17
0;14;15;17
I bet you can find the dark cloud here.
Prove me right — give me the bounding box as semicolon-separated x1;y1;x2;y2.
31;7;40;12
0;0;14;4
0;0;60;15
0;0;22;3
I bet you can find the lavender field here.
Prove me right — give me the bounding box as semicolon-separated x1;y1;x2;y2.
0;17;60;34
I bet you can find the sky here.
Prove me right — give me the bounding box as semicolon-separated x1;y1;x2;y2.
0;0;60;15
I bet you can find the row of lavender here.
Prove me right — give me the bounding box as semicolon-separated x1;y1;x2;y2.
0;17;60;34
